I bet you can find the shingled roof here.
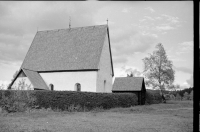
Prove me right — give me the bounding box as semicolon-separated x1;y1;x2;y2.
22;69;49;90
20;25;111;71
8;68;49;90
112;77;145;91
9;24;114;90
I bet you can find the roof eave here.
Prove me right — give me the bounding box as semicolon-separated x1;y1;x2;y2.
22;69;49;90
37;69;99;73
8;69;23;89
112;90;142;92
20;32;38;70
107;27;114;77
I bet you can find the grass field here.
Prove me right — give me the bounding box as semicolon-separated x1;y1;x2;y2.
0;100;193;132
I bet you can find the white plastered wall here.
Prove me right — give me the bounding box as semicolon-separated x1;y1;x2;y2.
96;31;113;93
39;71;97;92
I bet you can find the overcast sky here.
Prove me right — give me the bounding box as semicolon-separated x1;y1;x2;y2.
0;1;193;89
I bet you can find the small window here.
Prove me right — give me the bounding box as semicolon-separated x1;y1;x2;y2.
49;84;54;91
75;83;81;92
104;80;106;91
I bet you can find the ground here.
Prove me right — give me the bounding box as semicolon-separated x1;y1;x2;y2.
0;101;193;132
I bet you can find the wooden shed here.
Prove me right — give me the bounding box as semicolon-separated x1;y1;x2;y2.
112;77;146;105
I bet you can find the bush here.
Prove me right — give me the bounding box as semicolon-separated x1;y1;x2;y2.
175;93;182;101
0;90;138;112
0;90;36;113
145;90;162;104
169;94;175;100
189;91;193;100
32;91;138;111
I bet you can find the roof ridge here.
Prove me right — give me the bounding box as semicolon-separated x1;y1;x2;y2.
37;24;108;33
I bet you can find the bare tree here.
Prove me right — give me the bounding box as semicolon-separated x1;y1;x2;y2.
8;70;32;90
0;84;5;90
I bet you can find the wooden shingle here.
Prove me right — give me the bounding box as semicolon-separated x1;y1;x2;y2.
21;25;108;71
22;69;49;90
112;77;145;91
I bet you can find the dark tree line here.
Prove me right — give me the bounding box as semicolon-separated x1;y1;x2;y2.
158;87;193;98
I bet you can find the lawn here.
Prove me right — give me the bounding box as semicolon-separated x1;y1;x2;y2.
0;100;193;132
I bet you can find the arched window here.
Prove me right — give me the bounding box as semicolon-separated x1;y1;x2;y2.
75;83;81;92
49;84;54;91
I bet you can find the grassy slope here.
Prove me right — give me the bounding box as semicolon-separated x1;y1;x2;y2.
0;101;193;132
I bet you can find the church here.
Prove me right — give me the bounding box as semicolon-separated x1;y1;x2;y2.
9;25;114;92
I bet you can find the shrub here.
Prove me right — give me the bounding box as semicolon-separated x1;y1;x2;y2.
0;90;36;113
189;91;193;100
169;94;175;100
0;90;138;112
145;90;162;104
183;92;190;100
175;93;182;101
32;91;138;111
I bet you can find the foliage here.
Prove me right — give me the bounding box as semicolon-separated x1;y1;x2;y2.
32;91;138;111
143;43;175;93
9;77;33;90
175;93;182;100
145;90;162;104
17;78;32;90
183;92;190;100
177;87;193;97
189;90;193;100
167;84;181;91
164;94;171;100
169;94;175;100
0;89;167;113
0;90;36;113
0;90;138;113
158;87;194;101
0;84;5;90
127;72;134;77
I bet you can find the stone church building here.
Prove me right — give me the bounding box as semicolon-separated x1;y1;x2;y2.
9;25;114;92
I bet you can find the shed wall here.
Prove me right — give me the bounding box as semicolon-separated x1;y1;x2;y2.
112;91;146;105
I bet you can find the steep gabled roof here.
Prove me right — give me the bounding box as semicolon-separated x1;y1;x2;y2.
21;25;108;71
112;77;145;91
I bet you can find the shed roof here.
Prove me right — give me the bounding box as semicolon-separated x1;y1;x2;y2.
22;69;48;90
112;77;145;91
21;25;109;71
